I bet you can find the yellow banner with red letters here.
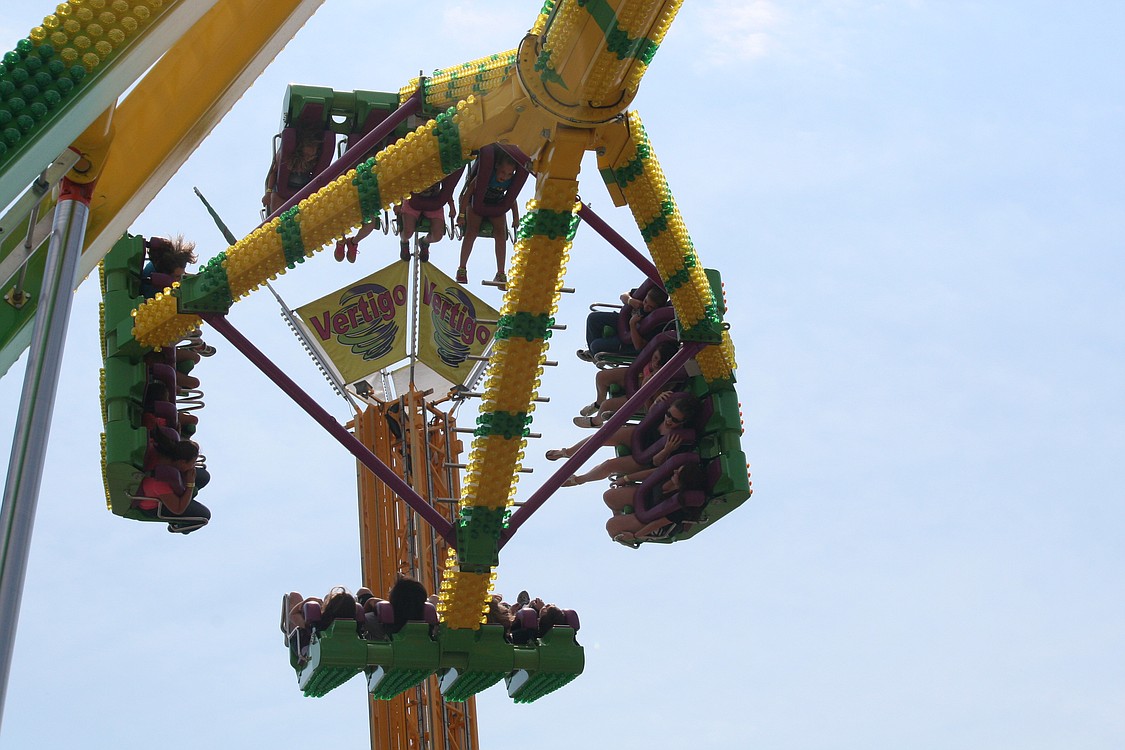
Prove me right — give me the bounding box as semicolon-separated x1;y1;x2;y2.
296;262;411;384
416;264;498;386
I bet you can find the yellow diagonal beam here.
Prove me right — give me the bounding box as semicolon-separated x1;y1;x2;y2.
601;112;736;381
438;127;589;630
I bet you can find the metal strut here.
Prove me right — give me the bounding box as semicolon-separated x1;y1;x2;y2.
200;312;457;546
0;182;91;731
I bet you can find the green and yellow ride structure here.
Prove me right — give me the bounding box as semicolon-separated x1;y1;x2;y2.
1;0;751;747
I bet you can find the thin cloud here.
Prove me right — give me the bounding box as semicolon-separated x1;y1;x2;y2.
440;3;531;46
697;0;784;65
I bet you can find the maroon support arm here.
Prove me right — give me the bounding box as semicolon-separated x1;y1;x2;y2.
499;341;705;547
200;312;457;547
576;203;663;288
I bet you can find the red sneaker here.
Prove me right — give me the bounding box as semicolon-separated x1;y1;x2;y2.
333;240;346;262
346;238;359;263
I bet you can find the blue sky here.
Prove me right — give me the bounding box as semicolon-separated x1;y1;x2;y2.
1;1;1123;748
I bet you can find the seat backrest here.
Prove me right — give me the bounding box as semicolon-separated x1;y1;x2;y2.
341;95;405;156
271;106;337;203
616;301;674;351
407;165;466;211
510;607;540;645
363;610;384;640
270;128;296;201
637;305;676;339
148;362;178;392
615;278;661;340
153;424;180;447
629;393;696;464
624;330;683;395
145;271;176;297
469;144;528;218
311;129;336;183
633;452;705;524
302;600;323;629
312;593;360;632
149;399;179;431
376;599;438;635
152;463;185;494
342;109;389;154
514;607;538;631
274;129;336;199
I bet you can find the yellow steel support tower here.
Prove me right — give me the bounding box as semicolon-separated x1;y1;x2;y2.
353;389;478;750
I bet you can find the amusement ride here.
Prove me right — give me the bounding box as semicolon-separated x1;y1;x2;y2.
0;1;749;747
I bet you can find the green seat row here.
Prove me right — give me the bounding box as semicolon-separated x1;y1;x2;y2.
99;234;157;521
293;622;584;704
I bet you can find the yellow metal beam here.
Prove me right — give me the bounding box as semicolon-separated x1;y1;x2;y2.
0;0;210;211
76;0;326;282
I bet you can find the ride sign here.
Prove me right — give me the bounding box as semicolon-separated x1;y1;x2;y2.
417;263;498;386
296;262;411;383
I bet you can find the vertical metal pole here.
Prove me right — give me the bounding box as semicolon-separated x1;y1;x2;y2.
10;171;48;300
409;253;419;388
0;190;88;729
